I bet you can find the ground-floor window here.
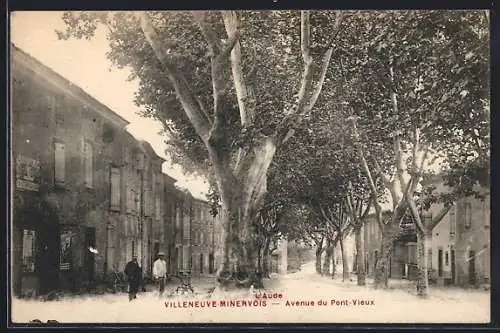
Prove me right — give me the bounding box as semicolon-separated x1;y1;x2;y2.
22;229;36;273
60;228;74;272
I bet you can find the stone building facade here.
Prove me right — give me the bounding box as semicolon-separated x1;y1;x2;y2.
363;211;418;281
426;184;490;286
12;44;130;295
11;44;229;296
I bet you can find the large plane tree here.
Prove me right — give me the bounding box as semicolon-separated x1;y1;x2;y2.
58;10;345;288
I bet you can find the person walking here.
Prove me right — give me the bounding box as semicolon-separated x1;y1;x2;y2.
153;252;168;296
124;255;141;301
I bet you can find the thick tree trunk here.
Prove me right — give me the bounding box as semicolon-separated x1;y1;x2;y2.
322;239;332;276
323;243;333;277
214;138;277;290
355;225;366;286
331;249;336;278
315;247;323;275
262;238;271;278
416;229;430;297
374;229;392;289
340;236;349;282
257;240;263;274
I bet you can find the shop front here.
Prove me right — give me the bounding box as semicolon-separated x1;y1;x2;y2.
13;191;60;297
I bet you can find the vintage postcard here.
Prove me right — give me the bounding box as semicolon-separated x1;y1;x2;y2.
9;10;490;325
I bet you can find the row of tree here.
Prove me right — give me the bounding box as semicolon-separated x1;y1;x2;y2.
58;10;490;297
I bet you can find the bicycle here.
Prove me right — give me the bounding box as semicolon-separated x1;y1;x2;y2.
105;269;128;293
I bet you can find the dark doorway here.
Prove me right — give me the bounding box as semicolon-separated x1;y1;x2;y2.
450;249;456;284
209;252;214;274
175;247;180;273
153;242;159;259
468;250;476;285
388;255;392;278
148;239;152;274
36;225;60;294
84;227;96;285
199;253;203;274
438;249;443;277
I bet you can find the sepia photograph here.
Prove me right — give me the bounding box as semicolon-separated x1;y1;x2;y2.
9;9;490;325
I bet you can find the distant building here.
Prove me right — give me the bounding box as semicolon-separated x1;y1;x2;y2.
362;178;490;287
424;179;490;286
161;174;178;275
190;198;215;275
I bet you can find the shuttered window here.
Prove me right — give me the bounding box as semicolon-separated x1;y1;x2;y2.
54;142;65;184
82;139;93;187
182;245;190;271
110;167;121;211
449;206;456;236
155;193;161;221
22;230;36;273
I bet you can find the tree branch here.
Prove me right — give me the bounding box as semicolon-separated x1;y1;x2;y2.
345;194;356;226
393;135;406;188
301;11;312;63
137;12;211;143
350;117;384;225
373;156;392;188
304;48;334;114
279;11;338;145
427;204;454;231
220;32;240;59
361;197;373;220
191;11;221;56
406;197;426;233
222;11;254;127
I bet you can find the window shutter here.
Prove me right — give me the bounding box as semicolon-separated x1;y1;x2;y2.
183;245;190;270
84;141;93;187
126;177;133;213
449;206;456;236
110;167;121;211
155;194;161;220
54;142;65;184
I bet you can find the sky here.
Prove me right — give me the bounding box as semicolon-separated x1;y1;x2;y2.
10;11;209;199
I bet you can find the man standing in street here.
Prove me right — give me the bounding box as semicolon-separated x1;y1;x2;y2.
153;252;167;296
124;255;141;301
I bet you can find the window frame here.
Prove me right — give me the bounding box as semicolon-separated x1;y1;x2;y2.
449;206;456;236
54;141;66;185
110;166;121;211
82;138;94;188
22;229;36;273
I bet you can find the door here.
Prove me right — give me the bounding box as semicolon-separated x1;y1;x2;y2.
209;252;214;274
438;249;443;277
84;227;96;284
176;247;181;273
199;253;203;274
153;242;159;259
37;225;60;294
450;249;456;284
468;250;476;285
